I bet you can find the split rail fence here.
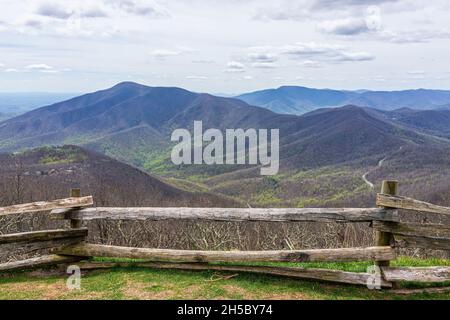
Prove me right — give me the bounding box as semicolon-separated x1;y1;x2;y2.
0;181;449;289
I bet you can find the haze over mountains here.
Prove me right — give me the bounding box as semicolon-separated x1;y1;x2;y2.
237;86;450;115
0;92;79;121
1;81;450;207
1;82;445;169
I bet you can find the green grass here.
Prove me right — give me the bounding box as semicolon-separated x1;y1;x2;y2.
0;257;448;300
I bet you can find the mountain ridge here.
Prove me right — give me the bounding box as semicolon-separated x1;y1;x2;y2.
236;86;450;115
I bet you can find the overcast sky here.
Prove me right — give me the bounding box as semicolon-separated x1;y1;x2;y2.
0;0;449;94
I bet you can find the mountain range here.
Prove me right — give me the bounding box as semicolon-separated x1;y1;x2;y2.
237;86;450;115
1;82;450;207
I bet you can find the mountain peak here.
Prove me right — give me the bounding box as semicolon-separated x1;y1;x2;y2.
111;81;149;89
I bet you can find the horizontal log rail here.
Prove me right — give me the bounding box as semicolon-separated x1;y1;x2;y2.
377;194;450;216
381;266;450;283
0;228;88;245
0;196;93;217
0;255;83;272
55;207;398;223
55;244;396;263
394;234;450;251
0;237;86;257
372;221;450;238
0;228;88;258
76;261;392;288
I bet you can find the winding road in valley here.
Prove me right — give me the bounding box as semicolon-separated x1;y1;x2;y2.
362;146;403;190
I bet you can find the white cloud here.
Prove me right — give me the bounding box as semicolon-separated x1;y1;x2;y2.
79;7;109;18
251;62;277;69
107;0;169;18
192;59;215;64
5;64;68;74
25;64;54;71
247;52;278;63
311;0;398;11
186;75;208;80
23;18;44;29
0;0;449;92
332;51;375;62
280;42;375;63
150;47;193;59
281;42;342;55
299;60;322;68
4;68;20;73
150;49;182;58
224;61;246;73
318;18;369;35
408;70;425;75
378;29;450;43
36;2;73;20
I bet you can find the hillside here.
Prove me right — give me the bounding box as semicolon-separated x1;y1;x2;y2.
1;82;450;207
381;108;450;138
0;145;238;208
237;86;450;114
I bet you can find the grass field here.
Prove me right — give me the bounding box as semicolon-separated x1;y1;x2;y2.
0;257;449;300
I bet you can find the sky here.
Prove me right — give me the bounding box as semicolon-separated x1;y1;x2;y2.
0;0;450;94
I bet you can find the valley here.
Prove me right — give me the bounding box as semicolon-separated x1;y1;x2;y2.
1;82;450;209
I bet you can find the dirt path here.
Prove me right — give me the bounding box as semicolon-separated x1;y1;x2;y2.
362;146;403;190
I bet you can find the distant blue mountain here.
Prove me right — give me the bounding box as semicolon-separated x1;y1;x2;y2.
236;86;450;115
0;92;79;121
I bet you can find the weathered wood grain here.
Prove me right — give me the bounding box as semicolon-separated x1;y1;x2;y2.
76;261;392;288
376;180;398;267
0;228;88;245
69;189;84;229
56;244;396;263
0;237;86;257
0;196;93;217
0;255;83;272
382;267;450;283
377;194;450;216
372;221;450;238
394;234;450;251
56;207;398;223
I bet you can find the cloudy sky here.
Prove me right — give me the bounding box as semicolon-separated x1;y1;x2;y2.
0;0;450;94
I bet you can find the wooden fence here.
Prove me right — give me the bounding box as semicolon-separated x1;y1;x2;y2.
0;181;449;289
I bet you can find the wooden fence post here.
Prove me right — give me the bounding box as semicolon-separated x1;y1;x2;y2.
375;180;398;267
70;188;83;229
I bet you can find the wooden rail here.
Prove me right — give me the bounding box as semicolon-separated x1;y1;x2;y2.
0;228;88;244
76;261;393;288
0;255;83;272
0;181;449;288
55;244;396;263
0;228;88;257
0;196;93;217
377;194;450;216
381;267;450;283
55;207;397;223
